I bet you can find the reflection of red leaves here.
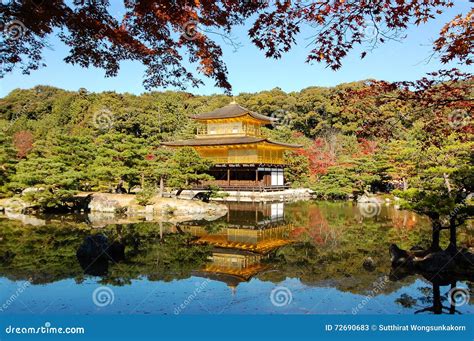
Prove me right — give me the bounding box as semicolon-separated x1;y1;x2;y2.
290;207;338;245
290;227;306;238
391;215;417;230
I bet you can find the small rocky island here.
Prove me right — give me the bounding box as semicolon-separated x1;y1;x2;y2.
0;192;228;226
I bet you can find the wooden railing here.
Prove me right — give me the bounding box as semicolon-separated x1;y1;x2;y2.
196;126;263;137
205;156;284;164
197;179;289;190
201;180;261;186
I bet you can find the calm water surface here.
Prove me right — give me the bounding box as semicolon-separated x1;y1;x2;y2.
0;201;472;314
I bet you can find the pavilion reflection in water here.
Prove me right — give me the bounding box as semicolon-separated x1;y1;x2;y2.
175;202;294;289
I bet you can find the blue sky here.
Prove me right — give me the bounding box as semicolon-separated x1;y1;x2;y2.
0;1;471;97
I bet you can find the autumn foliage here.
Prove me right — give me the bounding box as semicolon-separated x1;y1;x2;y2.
0;0;469;92
12;130;34;158
297;138;336;176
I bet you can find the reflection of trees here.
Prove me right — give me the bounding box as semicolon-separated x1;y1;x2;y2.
258;239;411;295
0;200;431;293
94;228;212;285
2;200;467;305
0;220;211;285
144;233;211;282
285;201;345;247
392;270;471;314
257;202;443;296
389;197;473;313
76;234;125;277
0;219;87;284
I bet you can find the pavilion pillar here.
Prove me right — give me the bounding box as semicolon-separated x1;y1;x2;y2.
227;167;230;186
255;168;258;186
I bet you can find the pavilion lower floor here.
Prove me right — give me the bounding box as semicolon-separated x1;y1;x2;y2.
195;165;287;190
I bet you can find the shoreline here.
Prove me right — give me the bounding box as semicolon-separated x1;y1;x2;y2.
0;190;401;228
0;193;229;226
174;188;315;202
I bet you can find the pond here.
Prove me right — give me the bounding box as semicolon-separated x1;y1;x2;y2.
0;200;472;315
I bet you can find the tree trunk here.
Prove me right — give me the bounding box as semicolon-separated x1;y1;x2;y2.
449;281;457;314
402;177;408;191
433;283;442;314
115;179;126;194
431;221;441;251
446;218;457;255
443;173;452;194
159;176;164;198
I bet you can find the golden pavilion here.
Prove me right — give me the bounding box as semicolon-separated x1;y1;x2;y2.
163;102;301;190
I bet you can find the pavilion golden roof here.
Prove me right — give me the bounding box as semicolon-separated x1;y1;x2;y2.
192;102;275;123
162;136;301;148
